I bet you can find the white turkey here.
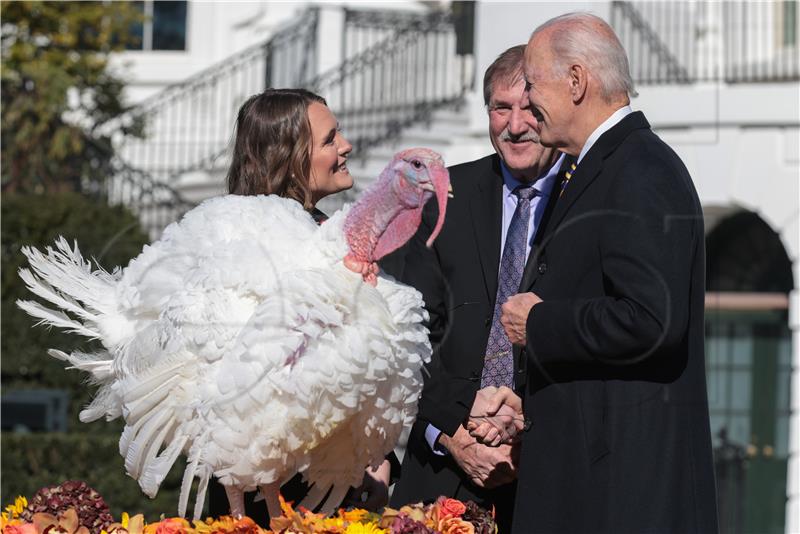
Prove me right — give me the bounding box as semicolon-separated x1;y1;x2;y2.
17;147;451;520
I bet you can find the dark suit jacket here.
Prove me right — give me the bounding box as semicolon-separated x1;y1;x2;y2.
512;112;718;533
389;154;563;531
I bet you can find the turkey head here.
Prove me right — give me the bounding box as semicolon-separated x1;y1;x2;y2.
343;148;451;264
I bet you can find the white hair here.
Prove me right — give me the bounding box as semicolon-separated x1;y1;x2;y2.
532;12;637;101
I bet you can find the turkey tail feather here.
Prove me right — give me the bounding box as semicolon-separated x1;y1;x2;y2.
318;484;349;517
193;467;212;521
124;409;174;479
48;349;113;382
296;483;329;513
16;299;99;339
179;455;199;519
17;237;131;351
138;432;187;498
79;384;121;423
179;431;212;519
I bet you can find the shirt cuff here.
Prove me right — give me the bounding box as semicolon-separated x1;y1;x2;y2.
425;424;448;456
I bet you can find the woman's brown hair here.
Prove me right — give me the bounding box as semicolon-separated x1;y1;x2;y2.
226;88;327;209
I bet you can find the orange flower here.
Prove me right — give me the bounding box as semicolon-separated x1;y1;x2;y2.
223;517;263;534
268;496;322;534
439;517;475;534
319;516;345;532
339;510;368;523
32;510;90;534
188;517;266;534
437;499;466;520
104;512;145;534
155;517;192;534
2;521;36;534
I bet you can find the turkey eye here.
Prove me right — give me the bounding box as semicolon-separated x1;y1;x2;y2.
411;160;422;169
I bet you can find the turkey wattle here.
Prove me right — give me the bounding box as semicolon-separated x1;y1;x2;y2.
17;148;451;520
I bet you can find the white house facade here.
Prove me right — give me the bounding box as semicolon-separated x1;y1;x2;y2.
109;2;799;532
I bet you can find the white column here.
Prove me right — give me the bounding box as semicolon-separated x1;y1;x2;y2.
316;5;345;76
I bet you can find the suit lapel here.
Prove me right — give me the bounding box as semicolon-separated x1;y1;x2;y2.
546;111;651;233
469;155;504;304
517;155;573;293
518;112;651;293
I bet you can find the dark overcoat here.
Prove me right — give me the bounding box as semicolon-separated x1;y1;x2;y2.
511;112;718;533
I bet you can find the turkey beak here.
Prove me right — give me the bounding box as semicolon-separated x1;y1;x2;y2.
425;166;451;248
419;182;454;198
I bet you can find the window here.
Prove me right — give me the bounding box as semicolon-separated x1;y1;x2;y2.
783;1;797;46
127;1;187;51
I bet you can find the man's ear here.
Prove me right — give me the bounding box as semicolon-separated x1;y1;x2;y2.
569;64;587;104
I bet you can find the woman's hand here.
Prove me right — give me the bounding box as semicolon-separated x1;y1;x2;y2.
343;255;379;286
344;460;390;511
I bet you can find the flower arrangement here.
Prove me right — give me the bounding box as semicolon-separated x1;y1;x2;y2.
19;480;115;534
2;483;496;534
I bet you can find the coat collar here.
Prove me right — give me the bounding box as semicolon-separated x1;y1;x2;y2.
545;111;651;234
517;112;651;293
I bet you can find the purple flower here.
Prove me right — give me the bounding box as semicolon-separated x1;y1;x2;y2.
390;513;437;534
20;480;114;534
461;501;496;534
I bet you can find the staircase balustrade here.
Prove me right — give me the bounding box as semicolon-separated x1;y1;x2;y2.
81;139;193;239
103;6;473;237
612;1;799;84
113;9;320;184
314;9;473;157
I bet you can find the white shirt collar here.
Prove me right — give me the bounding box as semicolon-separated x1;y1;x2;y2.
499;153;564;198
577;105;633;165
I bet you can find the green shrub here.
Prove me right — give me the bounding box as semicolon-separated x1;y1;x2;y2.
2;192;149;422
0;433;188;521
0;193;186;519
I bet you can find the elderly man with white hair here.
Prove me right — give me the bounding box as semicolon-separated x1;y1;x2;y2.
476;12;719;534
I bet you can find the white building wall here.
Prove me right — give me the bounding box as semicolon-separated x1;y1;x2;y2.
108;2;799;527
112;2;305;103
467;2;609;132
111;1;429;105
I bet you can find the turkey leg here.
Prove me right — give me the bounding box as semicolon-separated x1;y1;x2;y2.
224;486;245;518
259;483;282;519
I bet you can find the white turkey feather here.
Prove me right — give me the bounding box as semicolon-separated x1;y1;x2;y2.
18;192;432;519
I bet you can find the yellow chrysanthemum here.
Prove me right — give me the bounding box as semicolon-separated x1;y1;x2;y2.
343;522;387;534
4;496;28;519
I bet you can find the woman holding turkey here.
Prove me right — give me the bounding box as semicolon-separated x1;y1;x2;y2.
207;88;389;521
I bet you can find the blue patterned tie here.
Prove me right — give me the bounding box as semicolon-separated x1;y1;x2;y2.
481;185;538;388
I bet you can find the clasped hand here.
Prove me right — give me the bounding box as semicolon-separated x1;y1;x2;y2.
466;386;525;446
439;387;524;488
